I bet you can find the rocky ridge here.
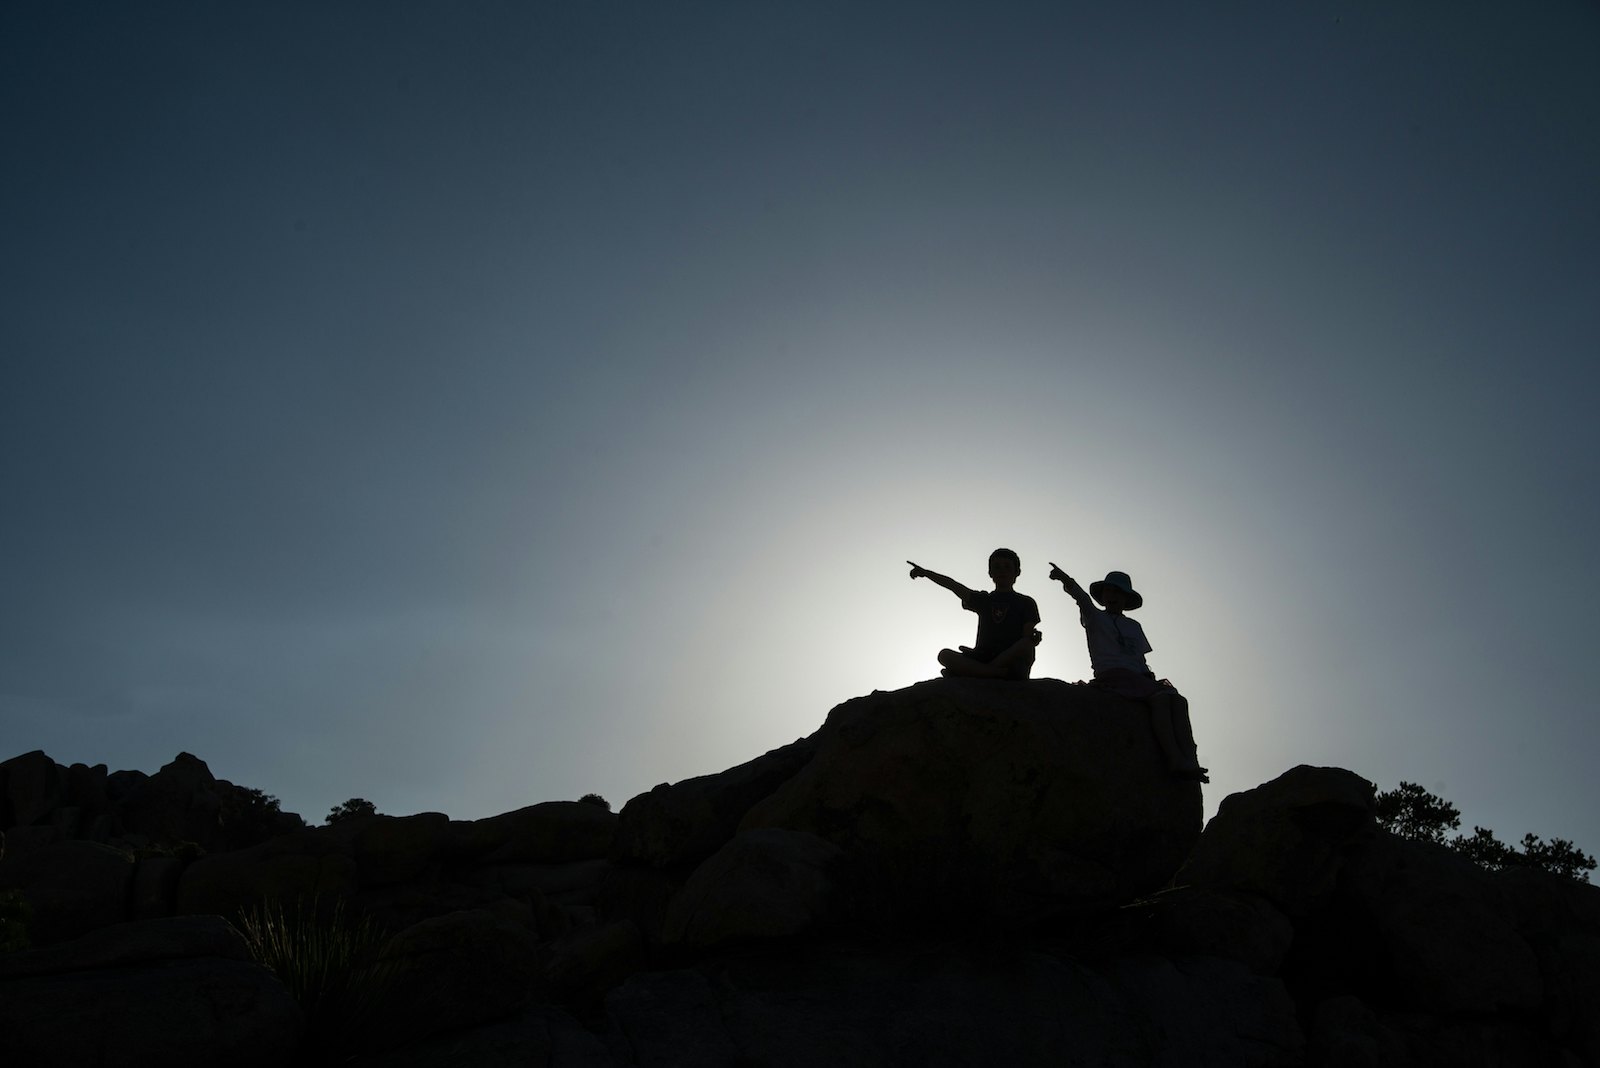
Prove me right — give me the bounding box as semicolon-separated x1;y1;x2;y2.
3;678;1598;1066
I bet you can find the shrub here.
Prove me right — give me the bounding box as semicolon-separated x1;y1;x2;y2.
1377;781;1596;884
1452;826;1597;883
1515;832;1597;882
578;792;611;811
220;786;307;847
234;898;393;1053
325;798;378;824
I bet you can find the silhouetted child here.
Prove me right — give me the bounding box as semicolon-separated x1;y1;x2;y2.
1049;563;1207;782
907;548;1042;680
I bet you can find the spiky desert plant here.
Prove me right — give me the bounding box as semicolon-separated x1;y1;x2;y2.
235;897;393;1050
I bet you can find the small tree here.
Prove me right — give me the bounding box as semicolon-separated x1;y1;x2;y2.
325;798;378;825
1377;782;1596;884
1514;833;1596;883
1449;825;1516;870
1374;781;1460;844
578;793;611;811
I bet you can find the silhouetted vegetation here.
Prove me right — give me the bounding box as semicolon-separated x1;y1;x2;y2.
325;798;378;824
1376;781;1596;883
1373;781;1461;844
578;792;611;811
0;887;31;953
1451;825;1599;883
220;785;307;846
234;898;393;1056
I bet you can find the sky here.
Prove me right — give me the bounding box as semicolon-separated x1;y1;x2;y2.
4;2;1598;854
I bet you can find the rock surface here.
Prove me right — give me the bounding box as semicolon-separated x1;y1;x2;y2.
5;681;1600;1066
369;908;548;1049
661;828;842;949
1;840;135;944
604;941;1303;1068
0;916;303;1068
742;679;1203;919
613;736;818;868
1176;764;1376;918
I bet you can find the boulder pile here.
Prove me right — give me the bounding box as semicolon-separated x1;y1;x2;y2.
3;679;1598;1066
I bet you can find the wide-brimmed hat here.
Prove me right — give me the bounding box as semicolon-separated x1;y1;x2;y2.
1090;571;1143;610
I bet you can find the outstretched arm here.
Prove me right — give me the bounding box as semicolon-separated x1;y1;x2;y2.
1048;562;1094;610
907;561;976;601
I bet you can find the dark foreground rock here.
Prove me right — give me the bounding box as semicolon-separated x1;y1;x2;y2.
739;678;1203;920
0;916;303;1068
603;940;1301;1068
5;684;1600;1066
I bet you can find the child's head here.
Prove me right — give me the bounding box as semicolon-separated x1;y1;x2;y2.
1090;571;1143;611
988;548;1021;587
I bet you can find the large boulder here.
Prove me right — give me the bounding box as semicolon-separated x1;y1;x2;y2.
365;909;546;1050
344;812;452;886
474;858;613;906
1341;832;1545;1015
63;762;110;813
1175;764;1376;918
1143;887;1296;976
614;736;819;868
0;915;253;978
115;753;303;853
177;829;359;917
738;679;1202;919
604;941;1301;1067
114;752;224;848
453;802;619;864
546;918;648;1002
129;856;186;920
0;916;303;1068
1303;995;1412;1068
350;1004;618;1068
1;750;66;828
662;829;842;950
1105;954;1304;1067
1495;866;1600;1062
0;840;135;944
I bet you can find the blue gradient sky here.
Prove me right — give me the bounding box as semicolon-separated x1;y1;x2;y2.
5;2;1598;850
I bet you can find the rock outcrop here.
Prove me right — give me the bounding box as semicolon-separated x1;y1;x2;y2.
4;682;1600;1066
0;916;304;1068
0;749;305;862
1150;764;1600;1064
737;679;1202;920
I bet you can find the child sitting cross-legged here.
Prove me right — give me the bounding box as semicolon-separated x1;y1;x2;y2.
907;548;1042;680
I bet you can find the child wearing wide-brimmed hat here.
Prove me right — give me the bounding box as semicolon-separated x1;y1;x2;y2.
1048;562;1207;782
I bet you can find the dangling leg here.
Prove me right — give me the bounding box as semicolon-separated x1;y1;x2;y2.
1170;692;1200;760
1149;692;1207;781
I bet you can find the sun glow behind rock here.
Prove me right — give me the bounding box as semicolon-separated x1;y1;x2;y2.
7;1;1598;856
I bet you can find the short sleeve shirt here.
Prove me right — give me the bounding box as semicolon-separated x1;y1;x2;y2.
960;590;1042;662
1080;605;1152;674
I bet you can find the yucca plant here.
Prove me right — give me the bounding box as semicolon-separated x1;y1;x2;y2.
234;897;394;1054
